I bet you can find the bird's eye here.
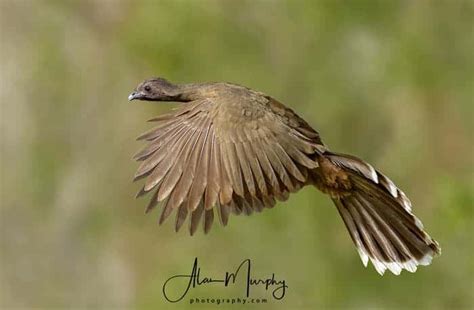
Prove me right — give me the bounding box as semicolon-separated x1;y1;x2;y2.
144;85;151;92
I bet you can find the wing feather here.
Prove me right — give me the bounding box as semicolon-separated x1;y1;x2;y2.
263;139;295;191
204;209;214;234
279;139;318;169
273;142;306;182
134;124;190;181
190;201;204;235
134;93;323;234
136;118;183;141
167;118;209;210
218;142;234;205
159;198;173;225
204;132;221;209
133;124;190;161
234;142;256;196
175;203;188;232
143;125;196;192
219;201;230;226
251;139;280;194
221;141;244;197
156;118;207;201
186;121;212;211
242;141;268;196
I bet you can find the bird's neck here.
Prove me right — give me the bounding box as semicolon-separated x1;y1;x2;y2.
171;83;204;102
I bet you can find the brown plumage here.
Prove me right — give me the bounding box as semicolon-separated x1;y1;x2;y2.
128;77;440;275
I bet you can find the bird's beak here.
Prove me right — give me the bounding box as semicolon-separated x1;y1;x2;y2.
128;91;143;101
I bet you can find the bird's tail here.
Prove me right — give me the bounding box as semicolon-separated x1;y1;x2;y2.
316;152;440;275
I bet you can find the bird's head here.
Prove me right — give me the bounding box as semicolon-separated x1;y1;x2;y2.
128;77;179;101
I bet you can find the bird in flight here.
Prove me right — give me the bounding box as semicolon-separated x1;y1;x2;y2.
128;77;440;275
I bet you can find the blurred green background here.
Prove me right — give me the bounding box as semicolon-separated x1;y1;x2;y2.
1;0;473;309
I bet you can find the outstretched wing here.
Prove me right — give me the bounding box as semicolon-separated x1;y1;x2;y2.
133;94;324;234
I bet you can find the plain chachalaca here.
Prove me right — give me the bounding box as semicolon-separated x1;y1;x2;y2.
128;77;440;275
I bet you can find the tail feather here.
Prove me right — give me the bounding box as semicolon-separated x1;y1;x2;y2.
321;152;440;275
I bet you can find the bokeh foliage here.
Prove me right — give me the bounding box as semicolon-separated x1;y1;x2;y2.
1;0;473;309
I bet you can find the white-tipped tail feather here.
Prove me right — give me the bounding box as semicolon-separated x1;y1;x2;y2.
325;152;440;275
